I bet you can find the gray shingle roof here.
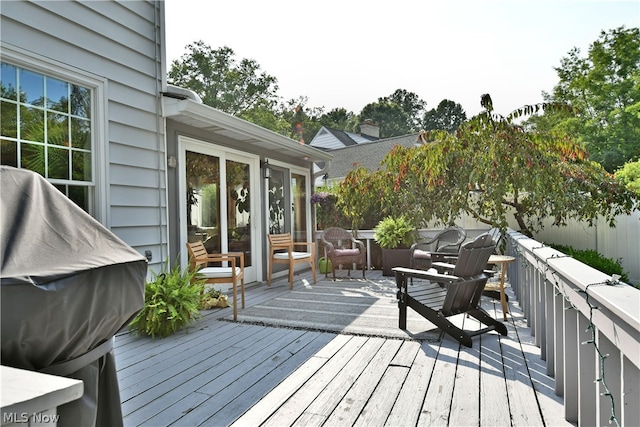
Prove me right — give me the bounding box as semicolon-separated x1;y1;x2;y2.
323;133;420;181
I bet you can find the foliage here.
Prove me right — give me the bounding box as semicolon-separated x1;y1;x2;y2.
359;89;427;138
529;27;640;172
319;108;360;133
548;243;629;284
334;165;397;231
311;188;351;230
373;216;417;249
339;95;639;237
276;97;324;144
168;42;279;116
382;89;427;130
615;159;640;194
129;260;204;338
422;99;467;132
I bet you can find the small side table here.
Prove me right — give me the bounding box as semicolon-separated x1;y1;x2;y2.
487;255;515;320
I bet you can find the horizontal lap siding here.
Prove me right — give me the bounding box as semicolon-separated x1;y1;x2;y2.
1;1;167;267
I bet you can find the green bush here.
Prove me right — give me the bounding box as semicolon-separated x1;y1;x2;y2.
374;216;417;249
129;260;205;338
548;243;629;283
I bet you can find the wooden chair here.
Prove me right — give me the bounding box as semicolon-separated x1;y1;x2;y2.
320;227;366;280
186;241;245;321
393;233;507;347
268;233;316;289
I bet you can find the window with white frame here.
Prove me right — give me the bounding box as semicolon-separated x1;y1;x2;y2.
1;61;94;212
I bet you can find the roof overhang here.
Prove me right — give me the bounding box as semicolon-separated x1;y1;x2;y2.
163;97;332;163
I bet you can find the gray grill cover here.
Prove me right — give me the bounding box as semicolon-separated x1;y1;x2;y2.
1;166;146;426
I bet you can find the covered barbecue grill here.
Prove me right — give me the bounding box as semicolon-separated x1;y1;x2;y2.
1;166;147;426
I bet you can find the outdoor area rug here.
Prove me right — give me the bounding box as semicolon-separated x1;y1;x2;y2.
223;278;442;341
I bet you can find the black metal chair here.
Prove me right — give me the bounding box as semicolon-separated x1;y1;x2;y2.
393;233;507;347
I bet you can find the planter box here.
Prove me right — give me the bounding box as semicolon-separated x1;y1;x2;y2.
381;248;412;276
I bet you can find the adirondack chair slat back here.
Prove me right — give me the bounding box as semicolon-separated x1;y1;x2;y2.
442;233;496;314
452;233;495;277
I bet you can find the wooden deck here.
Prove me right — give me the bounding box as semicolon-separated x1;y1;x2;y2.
115;269;573;427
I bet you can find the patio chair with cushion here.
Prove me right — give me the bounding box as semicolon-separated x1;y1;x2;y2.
410;225;466;271
186;241;245;321
268;233;316;289
393;233;507;347
320;227;366;280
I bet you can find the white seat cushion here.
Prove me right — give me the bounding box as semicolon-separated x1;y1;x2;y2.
273;251;311;260
199;267;242;279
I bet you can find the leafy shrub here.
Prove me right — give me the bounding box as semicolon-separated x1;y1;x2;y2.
374;216;417;249
129;260;205;338
548;243;629;283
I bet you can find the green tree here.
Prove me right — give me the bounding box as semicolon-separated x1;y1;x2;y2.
168;42;279;116
338;95;638;237
616;159;640;193
422;99;467;132
381;89;427;129
277;97;324;144
530;27;640;172
359;89;427;138
359;101;410;138
319;108;359;133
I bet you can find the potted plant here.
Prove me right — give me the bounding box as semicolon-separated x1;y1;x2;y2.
374;215;417;276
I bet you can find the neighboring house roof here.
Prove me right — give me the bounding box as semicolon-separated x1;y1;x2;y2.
318;133;420;184
309;126;378;150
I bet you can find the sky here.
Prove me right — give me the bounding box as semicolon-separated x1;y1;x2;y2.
165;0;640;118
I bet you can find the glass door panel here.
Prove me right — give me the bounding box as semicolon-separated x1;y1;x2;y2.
291;173;307;242
268;168;286;235
226;159;252;267
185;151;221;254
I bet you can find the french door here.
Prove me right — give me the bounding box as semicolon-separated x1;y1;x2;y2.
179;137;260;282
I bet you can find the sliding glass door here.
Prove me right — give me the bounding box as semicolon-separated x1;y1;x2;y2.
180;137;259;282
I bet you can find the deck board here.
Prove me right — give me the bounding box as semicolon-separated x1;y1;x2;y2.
386;341;438;426
115;270;573;427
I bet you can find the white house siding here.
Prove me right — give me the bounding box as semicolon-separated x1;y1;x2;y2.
309;129;346;150
1;1;167;268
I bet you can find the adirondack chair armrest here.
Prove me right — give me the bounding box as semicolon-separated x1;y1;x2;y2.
392;267;460;284
431;261;455;272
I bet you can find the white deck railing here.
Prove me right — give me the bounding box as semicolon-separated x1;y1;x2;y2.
505;230;639;427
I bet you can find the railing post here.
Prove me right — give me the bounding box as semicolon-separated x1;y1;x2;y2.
553;290;564;394
622;356;640;426
597;332;621;426
578;314;597;426
544;276;554;369
564;303;579;423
